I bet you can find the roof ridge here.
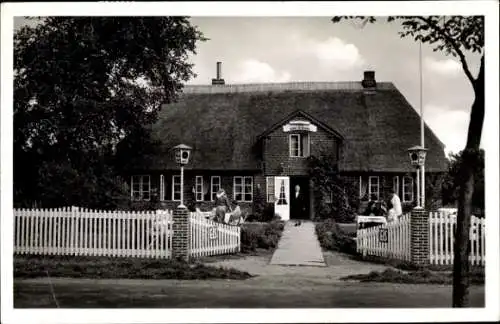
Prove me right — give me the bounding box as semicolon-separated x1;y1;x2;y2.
181;81;396;94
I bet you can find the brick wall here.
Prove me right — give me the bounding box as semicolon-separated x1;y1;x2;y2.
172;206;190;261
410;207;429;265
263;123;339;176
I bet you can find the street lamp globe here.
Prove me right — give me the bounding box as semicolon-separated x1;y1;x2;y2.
407;145;428;167
173;144;192;165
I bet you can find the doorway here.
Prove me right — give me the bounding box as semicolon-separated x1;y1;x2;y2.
289;176;310;220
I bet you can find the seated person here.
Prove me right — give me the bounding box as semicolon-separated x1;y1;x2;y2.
364;194;378;215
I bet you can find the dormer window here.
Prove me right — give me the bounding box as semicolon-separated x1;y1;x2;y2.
289;133;310;157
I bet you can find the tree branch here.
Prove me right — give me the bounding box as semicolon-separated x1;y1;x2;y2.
417;16;476;86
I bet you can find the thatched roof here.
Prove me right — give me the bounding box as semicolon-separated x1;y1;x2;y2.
147;81;447;173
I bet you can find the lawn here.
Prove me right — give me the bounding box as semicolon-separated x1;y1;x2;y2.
14;254;253;280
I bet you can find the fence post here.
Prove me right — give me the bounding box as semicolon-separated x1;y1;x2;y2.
172;205;190;261
410;207;429;266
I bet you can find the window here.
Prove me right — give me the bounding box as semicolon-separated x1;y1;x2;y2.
234;176;253;202
403;176;414;202
289;133;309;157
266;176;275;202
392;176;399;196
210;176;221;201
131;175;150;201
368;176;379;200
195;176;204;202
160;174;165;201
172;175;181;201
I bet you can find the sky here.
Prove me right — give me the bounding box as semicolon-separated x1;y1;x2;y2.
14;16;483;155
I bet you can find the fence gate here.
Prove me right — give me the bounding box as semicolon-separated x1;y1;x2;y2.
356;213;412;261
189;212;241;257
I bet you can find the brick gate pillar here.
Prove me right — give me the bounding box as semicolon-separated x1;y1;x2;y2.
172;205;190;261
410;207;430;266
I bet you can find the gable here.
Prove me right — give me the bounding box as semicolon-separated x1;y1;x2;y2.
257;110;344;141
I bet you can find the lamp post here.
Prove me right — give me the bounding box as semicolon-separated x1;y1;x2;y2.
408;146;428;208
173;144;192;209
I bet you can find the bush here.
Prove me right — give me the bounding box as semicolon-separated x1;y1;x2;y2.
240;221;285;252
307;154;358;222
246;203;277;223
315;219;357;254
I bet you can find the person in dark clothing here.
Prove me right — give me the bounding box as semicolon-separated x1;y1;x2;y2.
291;184;306;221
364;194;378;215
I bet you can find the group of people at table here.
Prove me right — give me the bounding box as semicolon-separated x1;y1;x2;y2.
362;190;403;223
209;188;403;225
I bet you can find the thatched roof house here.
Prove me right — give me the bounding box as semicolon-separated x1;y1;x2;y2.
130;65;447;220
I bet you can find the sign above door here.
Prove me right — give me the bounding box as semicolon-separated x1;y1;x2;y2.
283;120;318;133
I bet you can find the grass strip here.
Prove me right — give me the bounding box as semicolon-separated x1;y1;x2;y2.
14;255;254;280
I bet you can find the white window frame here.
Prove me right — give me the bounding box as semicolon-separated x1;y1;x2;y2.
392;176;399;196
210;176;221;201
359;175;363;198
368;176;380;200
289;133;310;158
195;176;204;202
172;175;181;202
160;174;165;201
403;176;414;202
233;176;253;202
131;175;151;201
266;176;275;203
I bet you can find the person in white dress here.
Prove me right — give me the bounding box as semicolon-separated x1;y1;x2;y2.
388;190;402;221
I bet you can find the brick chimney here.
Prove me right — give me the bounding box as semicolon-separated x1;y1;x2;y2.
211;61;225;85
361;70;376;88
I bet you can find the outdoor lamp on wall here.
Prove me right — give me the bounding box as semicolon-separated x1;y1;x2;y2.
407;145;427;208
173;144;192;208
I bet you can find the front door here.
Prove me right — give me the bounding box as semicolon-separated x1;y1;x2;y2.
274;176;290;221
290;177;310;219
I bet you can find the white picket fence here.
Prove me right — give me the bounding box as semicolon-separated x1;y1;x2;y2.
355;211;486;266
190;211;241;257
356;213;412;261
14;207;173;259
429;212;485;266
14;207;241;259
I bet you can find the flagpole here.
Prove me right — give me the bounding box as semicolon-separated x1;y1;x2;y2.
420;41;425;208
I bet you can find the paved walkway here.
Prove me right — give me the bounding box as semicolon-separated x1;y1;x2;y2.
269;220;326;266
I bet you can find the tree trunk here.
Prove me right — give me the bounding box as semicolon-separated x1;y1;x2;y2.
452;55;484;307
